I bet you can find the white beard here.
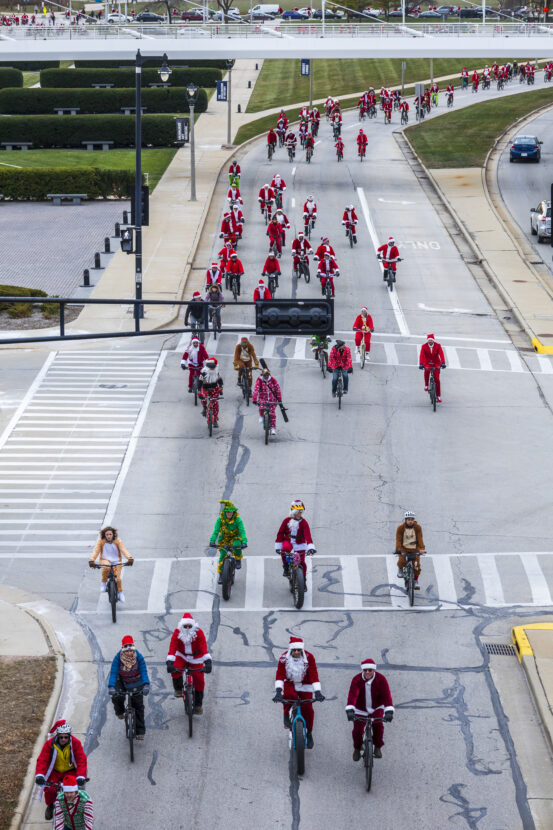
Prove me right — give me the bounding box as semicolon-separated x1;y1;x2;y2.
178;626;197;645
201;369;219;385
288;518;300;537
286;655;307;683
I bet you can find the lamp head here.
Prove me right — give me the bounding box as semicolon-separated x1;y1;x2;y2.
159;54;172;83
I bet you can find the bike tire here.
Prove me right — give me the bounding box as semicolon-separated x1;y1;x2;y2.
430;380;437;412
408;564;415;606
126;708;135;762
184;683;194;738
264;411;270;445
108;580;117;623
193;379;198;407
232;280;238;303
387;273;394;292
294;719;305;776
294;566;305;609
337;379;342;409
208;410;213;437
320;351;326;378
222;558;232;601
349;230;353;249
360;346;366;370
304;265;310;284
364;731;373;792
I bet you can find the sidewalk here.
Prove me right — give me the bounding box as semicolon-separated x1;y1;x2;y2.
70;60;262;336
512;623;553;754
0;585;96;830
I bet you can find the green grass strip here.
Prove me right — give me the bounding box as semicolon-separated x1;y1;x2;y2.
406;85;553;168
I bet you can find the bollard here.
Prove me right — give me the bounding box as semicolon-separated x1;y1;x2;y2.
122;209;129;225
237;104;241;113
93;252;103;270
80;268;91;287
114;222;121;238
104;237;111;253
255;63;258;70
248;80;251;88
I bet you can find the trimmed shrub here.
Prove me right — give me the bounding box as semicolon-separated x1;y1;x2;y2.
75;59;230;69
0;284;48;315
0;167;138;200
0;69;23;89
0;87;191;115
40;66;221;88
0;114;183;148
0;62;59;71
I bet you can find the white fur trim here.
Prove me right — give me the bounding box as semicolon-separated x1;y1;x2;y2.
62;784;78;792
288;641;305;652
275;543;283;551
361;661;377;670
275;680;284;690
312;681;321;692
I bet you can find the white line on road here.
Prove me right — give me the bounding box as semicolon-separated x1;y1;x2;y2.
245;557;265;610
476;348;493;371
263;336;277;358
479;555;505;606
147;559;173;613
445;346;461;369
356;186;409;337
291;166;296;176
383;343;398;365
0;352;55;452
340;557;363;609
385;556;408;609
431;556;457;605
505;350;525;373
520;554;552;605
197;557;217;611
294;339;306;360
537;356;553;374
291;197;296;208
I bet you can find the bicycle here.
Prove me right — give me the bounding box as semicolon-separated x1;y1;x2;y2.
336;146;343;162
93;562;130;623
264;199;274;226
190;318;205;345
425;365;443;412
527;72;535;85
277;129;285;148
400;109;409;124
446;93;454;108
332;122;341;141
42;777;90;825
346;224;355;248
264;271;279;296
394;550;426;606
358;146;366;162
378;255;401;292
268;141;275;160
319;275;333;301
313;342;328;377
287;145;295;162
304;214;314;239
238;364;256;406
461;76;468;90
122;687;145;762
358;107;366;121
204;392;222;436
208;304;222;340
368;104;376;119
229;273;240;302
383;109;391;125
497;76;504;91
283;548;315;609
352;715;387;791
355;331;369;369
305;145;313;164
296;254;310;283
191;369;200;407
280;696;322;776
180;665;205;738
215;543;246;601
275;190;283;210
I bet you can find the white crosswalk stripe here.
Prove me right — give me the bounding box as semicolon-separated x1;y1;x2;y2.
199;334;553;375
0;350;161;552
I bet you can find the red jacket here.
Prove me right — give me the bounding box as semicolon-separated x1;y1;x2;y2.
228;162;241;176
230;206;244;227
182;342;208;368
267;222;282;242
275;212;290;230
226;258;244;277
262;256;281;275
377;242;399;263
275;516;314;552
317;257;339;276
253;284;272;301
227;186;242;203
218;245;236;264
36;736;87;781
258;186;275;203
342;208;358;225
353;313;374;332
292;237;312;256
275;649;321;693
328;346;352;370
356;133;367;147
220;214;239;237
419;341;445;368
315;243;335;261
346;672;394;716
303;200;317;217
271;176;286;193
167;626;210;670
206;266;222;285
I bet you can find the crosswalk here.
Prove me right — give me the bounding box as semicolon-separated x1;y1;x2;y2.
0;350;163;553
194;333;553;376
56;551;553;613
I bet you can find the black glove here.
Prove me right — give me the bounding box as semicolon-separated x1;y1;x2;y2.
108;686;116;697
346;709;355;722
273;688;283;703
347;368;353;374
166;660;174;674
384;710;394;723
76;777;86;786
142;685;150;696
204;659;212;674
35;775;45;786
314;690;325;702
419;364;424;369
209;542;217;548
394;550;401;556
441;363;446;369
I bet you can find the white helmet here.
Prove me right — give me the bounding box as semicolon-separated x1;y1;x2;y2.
404;511;416;520
307;195;314;202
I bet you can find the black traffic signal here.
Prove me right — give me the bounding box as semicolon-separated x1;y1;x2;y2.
255;299;334;336
131;185;149;227
120;227;134;254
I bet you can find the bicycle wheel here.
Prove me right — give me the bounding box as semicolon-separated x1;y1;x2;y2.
360;343;366;370
387;271;394;292
108;579;117;623
294;566;305;609
232;279;238;303
126;707;135;762
294;719;305;776
430;378;437;412
304;263;310;284
193;377;198;407
221;558;233;601
364;730;373;792
407;563;415;606
349;229;353;249
184;682;194;738
337;377;343;409
208;408;213;437
264;410;270;445
319;350;326;378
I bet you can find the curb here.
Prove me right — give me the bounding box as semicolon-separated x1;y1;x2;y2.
512;623;553;756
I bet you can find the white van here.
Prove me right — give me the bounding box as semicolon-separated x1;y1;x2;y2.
248;4;282;19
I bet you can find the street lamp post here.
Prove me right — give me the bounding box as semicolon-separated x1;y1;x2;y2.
186;82;199;202
226;59;233;147
134;50;171;328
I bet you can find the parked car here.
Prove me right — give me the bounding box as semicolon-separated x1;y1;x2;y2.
244;3;281;18
510;135;542;163
180;9;205;20
282;8;309;18
107;12;132;21
419;9;441;16
458;7;479;16
211;7;241;19
436;4;453;12
364;5;384;14
530;200;551;243
135;10;164;21
387;9;405;17
311;7;342;17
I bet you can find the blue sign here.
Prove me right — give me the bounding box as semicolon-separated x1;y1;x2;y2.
301;59;310;77
216;80;228;102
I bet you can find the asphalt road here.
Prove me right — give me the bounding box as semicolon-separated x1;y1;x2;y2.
3;76;553;830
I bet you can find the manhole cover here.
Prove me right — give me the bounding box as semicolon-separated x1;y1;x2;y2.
484;643;515;656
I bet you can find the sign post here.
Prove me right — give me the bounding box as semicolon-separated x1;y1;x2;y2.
175;117;189;144
301;59;312;110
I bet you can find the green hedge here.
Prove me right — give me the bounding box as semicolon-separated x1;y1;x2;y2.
0;87;191;115
0;61;59;71
0;114;179;148
41;66;221;88
0;69;23;89
0;167;137;200
75;59;230;69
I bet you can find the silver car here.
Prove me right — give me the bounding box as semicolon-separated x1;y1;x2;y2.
530;200;551;243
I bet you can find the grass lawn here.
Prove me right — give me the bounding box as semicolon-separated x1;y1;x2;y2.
246;58;504;112
0;148;177;190
406;86;553;167
22;72;39;88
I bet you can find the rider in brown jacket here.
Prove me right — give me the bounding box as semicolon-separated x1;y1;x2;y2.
395;511;425;588
233;336;260;387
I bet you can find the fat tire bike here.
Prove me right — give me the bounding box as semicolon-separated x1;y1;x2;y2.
334;367;346;409
283;548;315;609
279;696;322;777
214;543;247;601
180;665;205;738
297;255;310;283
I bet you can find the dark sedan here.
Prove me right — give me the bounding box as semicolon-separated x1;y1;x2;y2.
282;8;309;18
509;135;542;162
135;11;164;21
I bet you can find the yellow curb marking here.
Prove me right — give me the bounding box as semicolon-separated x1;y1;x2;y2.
532;338;553;355
511;622;553;662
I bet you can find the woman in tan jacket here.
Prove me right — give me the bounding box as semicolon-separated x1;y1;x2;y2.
89;526;133;602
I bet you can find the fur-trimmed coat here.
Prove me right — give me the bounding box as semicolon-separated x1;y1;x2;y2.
395;522;424;554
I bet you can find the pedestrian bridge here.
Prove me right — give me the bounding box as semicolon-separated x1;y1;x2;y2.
1;21;553;59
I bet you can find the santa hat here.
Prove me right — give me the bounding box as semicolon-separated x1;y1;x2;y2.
258;279;265;286
192;291;201;298
388;237;394;243
178;612;196;630
121;635;134;648
205;357;218;367
62;776;78;793
361;306;368;312
361;658;377;671
211;262;218;269
288;636;305;652
426;333;435;341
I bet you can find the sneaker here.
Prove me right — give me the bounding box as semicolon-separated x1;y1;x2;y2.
136;734;145;740
353;748;361;762
194;706;203;715
353;236;357;244
188;388;193;393
258;416;263;424
173;690;182;698
118;592;125;603
235;560;241;569
343;390;348;395
100;583;107;593
45;805;54;821
306;732;314;749
270;428;276;435
424;386;428;392
397;569;403;579
414;584;420;591
366;354;371;361
374;747;382;758
116;713;125;720
218;575;223;584
283;566;290;578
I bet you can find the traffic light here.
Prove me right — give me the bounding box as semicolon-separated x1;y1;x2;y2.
130;185;149;227
255;299;334;336
120;227;134;254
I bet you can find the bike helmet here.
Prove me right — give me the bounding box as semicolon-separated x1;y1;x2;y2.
307;195;314;201
335;339;345;348
51;719;72;736
290;499;305;512
404;511;416;520
205;357;218;368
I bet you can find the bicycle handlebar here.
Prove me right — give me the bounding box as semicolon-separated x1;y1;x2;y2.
93;562;131;569
280;698;323;705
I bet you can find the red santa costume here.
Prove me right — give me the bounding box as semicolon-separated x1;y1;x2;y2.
181;338;208;390
270;174;287;201
352;309;374;352
218;242;236;267
227;185;243;204
317;254;339;297
230;203;244;236
206;262;223;287
267;219;283;256
346;659;394;750
167;612;211;700
377;237;400;273
314;238;336;262
275;636;321;734
35;721;87;808
262;253;281;282
253;279;272;301
356;131;368;154
228;160;241;178
419;334;446;399
258;184;275;216
275;500;315;579
220;211;239;245
303;198;317;229
274;209;290;246
291;233;312;271
342;207;358;242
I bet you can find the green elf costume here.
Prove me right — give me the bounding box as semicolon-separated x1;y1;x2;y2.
210;500;247;582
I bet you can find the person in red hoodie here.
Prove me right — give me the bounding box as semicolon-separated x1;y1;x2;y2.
267;215;283;256
226;251;245;297
342;205;358;243
35;720;87;821
419;333;446;402
262;252;281;288
273;636;324;749
166;612;212;713
346;658;394;761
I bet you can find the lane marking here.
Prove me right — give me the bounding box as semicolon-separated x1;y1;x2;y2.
356;186;409;337
506;350;525;373
479;555;505;606
520;554;552;606
197;557;217;611
263;336;277;359
385;555;408;609
147;559;173;613
477;348;493;371
341;556;363;609
445;346;461;369
0;353;55;452
537;356;553;374
294;339;306;360
383;343;398;365
245;557;265;610
432;556;457;604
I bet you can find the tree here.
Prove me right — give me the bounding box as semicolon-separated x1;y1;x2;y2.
216;0;236;20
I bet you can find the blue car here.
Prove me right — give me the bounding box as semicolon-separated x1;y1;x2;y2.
282;9;309;18
510;134;542;162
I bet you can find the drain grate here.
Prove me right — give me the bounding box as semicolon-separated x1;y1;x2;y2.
484;643;516;656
